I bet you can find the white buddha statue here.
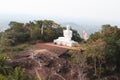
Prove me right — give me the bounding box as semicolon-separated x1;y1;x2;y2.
53;25;77;47
63;25;72;41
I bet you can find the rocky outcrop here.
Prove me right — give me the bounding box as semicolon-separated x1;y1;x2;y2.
8;49;88;80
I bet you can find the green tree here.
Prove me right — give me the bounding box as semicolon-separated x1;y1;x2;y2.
86;24;120;79
72;29;82;42
43;27;56;41
6;21;30;44
88;32;101;43
30;27;41;41
0;31;16;46
9;21;25;32
84;39;106;78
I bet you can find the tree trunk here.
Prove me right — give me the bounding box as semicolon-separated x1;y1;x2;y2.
94;58;97;76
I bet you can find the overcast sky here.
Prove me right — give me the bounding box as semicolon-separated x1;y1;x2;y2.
0;0;120;23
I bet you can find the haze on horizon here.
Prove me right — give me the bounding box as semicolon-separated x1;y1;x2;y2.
0;0;120;26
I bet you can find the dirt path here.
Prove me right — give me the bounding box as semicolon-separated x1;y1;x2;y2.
33;43;69;55
33;42;82;56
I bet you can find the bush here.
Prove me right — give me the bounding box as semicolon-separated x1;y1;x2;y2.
0;74;8;80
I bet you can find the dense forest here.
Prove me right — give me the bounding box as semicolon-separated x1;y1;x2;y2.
0;20;120;80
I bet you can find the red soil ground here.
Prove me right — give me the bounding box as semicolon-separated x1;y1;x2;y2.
33;42;78;55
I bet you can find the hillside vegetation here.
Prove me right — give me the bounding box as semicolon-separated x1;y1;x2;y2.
84;25;120;79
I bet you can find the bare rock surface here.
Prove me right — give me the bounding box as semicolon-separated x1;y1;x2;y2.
8;43;88;80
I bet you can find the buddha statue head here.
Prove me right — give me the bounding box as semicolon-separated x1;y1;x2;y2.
66;25;70;30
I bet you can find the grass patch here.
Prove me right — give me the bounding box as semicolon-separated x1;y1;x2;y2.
0;43;32;58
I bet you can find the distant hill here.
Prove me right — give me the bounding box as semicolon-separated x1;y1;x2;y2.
61;22;101;37
0;14;102;35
